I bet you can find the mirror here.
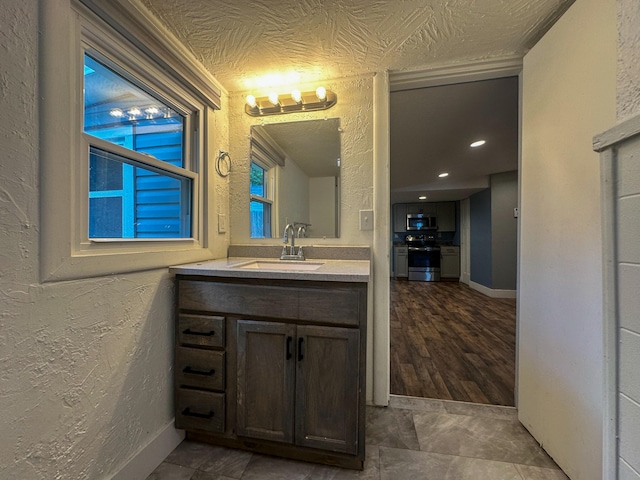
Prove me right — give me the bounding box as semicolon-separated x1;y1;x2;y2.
249;118;341;238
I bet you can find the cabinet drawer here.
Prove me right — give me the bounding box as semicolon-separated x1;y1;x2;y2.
176;389;225;433
178;314;225;348
176;347;225;391
179;280;363;326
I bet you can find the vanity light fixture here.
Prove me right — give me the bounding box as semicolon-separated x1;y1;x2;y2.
268;92;280;106
470;139;486;148
244;86;337;116
246;95;257;108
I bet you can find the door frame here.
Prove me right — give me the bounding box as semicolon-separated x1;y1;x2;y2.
374;56;524;405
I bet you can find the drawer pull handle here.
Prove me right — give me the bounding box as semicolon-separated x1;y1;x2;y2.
183;328;215;337
183;366;216;376
182;408;214;419
286;336;293;360
298;337;304;361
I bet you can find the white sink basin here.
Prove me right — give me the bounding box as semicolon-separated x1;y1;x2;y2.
234;260;324;271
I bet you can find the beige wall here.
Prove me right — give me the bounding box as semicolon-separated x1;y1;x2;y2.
519;0;617;479
0;1;229;478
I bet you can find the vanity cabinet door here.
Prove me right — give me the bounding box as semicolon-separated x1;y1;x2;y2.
236;320;296;444
295;325;359;454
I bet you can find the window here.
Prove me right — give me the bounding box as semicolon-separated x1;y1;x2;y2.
39;1;222;281
250;161;273;238
83;53;192;239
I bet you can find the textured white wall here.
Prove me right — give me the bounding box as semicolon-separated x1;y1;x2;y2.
617;0;640;121
229;76;374;246
519;0;616;479
0;1;229;478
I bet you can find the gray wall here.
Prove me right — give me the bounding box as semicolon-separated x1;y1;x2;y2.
469;188;492;287
469;171;518;290
491;171;518;289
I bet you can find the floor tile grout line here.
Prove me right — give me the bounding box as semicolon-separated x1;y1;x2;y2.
378;445;562;472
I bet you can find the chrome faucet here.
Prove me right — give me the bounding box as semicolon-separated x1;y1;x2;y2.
281;223;304;260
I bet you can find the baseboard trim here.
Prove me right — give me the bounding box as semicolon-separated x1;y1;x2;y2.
110;420;185;480
461;272;470;285
469;280;517;299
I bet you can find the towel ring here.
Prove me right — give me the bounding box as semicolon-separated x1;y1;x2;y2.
215;150;231;177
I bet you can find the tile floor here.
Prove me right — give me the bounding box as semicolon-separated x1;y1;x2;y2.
147;395;568;480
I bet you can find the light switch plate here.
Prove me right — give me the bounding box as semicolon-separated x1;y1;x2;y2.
218;213;227;233
359;209;373;231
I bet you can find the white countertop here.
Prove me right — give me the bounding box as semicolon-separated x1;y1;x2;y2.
169;257;370;283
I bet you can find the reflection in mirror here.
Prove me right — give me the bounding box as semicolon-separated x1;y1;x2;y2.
250;118;341;238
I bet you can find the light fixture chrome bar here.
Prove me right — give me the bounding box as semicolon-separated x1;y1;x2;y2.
245;89;337;116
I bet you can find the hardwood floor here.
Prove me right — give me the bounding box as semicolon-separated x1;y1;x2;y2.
390;279;516;406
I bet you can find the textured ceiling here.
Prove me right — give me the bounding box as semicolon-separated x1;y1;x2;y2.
139;0;572;204
140;0;573;93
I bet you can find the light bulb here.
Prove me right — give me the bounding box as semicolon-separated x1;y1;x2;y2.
470;140;486;148
291;89;302;103
268;92;279;106
438;172;449;178
315;86;327;101
246;95;257;108
109;108;124;118
127;107;141;116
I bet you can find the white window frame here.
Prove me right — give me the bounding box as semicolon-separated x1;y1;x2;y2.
40;0;220;281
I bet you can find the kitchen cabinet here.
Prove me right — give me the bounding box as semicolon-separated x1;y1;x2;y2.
174;275;367;469
440;246;460;279
393;203;407;232
394;245;408;278
406;203;436;216
436;202;456;231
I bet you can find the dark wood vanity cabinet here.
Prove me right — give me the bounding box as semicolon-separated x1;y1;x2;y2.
174;275;367;469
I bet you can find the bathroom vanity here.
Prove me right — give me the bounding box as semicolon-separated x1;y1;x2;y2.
169;257;369;469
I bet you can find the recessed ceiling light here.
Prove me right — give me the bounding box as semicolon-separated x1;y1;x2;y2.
470;140;486;148
438;172;449;178
418;195;427;200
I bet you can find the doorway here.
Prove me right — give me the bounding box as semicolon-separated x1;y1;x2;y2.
388;71;520;407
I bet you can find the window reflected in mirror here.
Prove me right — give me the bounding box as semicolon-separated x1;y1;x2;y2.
250;161;272;238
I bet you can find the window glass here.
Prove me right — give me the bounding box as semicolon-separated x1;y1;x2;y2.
89;147;192;239
250;162;272;238
250;162;266;197
83;54;185;168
